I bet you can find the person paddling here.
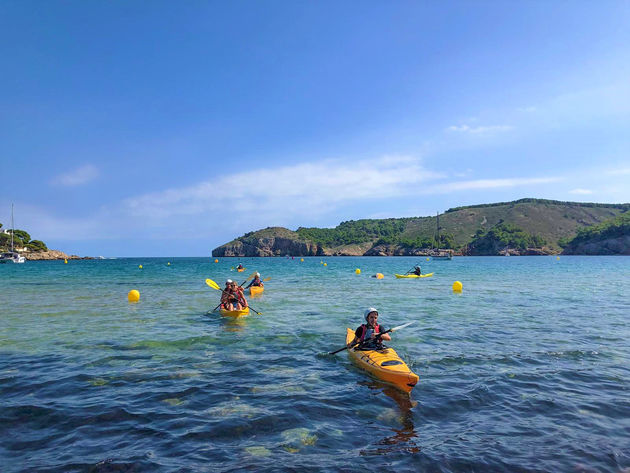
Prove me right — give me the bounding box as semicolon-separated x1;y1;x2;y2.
347;308;391;350
245;272;264;288
236;263;244;270
412;265;422;276
221;279;248;311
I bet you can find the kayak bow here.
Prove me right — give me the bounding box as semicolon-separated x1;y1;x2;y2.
345;328;418;393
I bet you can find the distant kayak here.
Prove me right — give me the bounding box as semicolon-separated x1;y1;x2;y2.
345;328;418;393
249;286;264;296
237;268;246;272
219;307;250;317
395;272;434;279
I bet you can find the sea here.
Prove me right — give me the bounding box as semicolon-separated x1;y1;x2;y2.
1;256;629;473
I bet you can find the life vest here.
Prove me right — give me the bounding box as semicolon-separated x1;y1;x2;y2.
359;323;381;342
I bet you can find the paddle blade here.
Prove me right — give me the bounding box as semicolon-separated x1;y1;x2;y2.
205;278;221;290
263;277;271;282
390;321;415;332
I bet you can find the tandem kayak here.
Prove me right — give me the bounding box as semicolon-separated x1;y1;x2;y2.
394;272;434;279
345;328;419;393
249;285;264;296
219;307;250;317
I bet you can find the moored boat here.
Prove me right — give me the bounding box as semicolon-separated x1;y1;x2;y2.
345;328;418;393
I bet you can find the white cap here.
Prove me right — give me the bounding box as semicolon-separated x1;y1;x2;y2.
364;307;378;320
255;272;260;276
226;279;233;284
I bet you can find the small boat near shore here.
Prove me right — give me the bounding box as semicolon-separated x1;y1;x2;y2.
0;205;25;264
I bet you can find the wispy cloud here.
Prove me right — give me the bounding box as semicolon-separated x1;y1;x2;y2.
51;165;99;187
446;124;513;134
428;177;562;193
122;155;445;224
569;188;593;195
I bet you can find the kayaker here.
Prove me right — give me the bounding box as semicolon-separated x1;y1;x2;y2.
221;280;248;311
245;272;264;288
236;263;244;270
412;265;422;276
348;308;391;350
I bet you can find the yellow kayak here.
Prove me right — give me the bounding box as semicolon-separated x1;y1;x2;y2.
219;307;250;317
249;285;264;296
237;268;246;272
345;328;419;393
395;272;434;279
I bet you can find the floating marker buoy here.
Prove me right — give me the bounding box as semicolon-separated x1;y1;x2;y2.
323;263;327;266
167;262;171;266
300;258;304;262
452;281;463;292
376;273;384;279
128;289;140;303
355;268;361;274
139;265;143;269
64;259;68;264
426;257;430;261
556;256;560;260
214;259;218;263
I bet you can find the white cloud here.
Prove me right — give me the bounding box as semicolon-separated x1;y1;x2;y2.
51;164;99;187
427;177;562;193
569;188;593;195
446;124;513;134
121;155;445;224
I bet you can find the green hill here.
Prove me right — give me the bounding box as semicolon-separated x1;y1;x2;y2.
212;198;630;256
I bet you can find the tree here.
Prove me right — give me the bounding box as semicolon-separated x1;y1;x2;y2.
27;240;48;252
12;229;31;243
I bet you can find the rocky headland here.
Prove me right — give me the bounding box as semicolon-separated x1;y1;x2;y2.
24;250;87;260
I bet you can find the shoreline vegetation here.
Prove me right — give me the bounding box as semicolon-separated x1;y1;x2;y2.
213;198;630;257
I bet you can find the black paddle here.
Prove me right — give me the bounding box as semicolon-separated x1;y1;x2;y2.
328;321;415;355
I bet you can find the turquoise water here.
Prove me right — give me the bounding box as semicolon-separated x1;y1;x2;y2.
1;256;629;472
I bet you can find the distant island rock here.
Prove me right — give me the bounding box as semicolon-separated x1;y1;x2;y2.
212;198;630;257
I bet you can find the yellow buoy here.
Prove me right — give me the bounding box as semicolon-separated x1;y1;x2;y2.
167;262;171;266
355;268;361;274
139;265;143;269
128;289;140;303
426;257;430;261
214;259;219;263
64;259;68;264
323;263;327;266
300;258;304;262
556;256;560;260
376;273;384;279
452;281;463;292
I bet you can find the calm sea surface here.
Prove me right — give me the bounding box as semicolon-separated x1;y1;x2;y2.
1;256;629;472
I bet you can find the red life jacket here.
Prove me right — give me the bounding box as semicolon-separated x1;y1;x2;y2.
359;323;381;342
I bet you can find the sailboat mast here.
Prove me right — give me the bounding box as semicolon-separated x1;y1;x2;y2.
10;204;14;252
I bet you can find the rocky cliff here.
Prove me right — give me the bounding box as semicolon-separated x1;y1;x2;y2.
24;250;84;260
562;236;630;255
212;227;323;257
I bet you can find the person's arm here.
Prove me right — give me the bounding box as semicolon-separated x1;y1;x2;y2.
377;325;391;341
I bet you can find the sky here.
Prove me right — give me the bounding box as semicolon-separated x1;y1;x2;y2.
1;1;629;256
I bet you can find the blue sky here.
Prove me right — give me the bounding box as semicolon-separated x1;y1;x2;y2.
1;1;629;256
